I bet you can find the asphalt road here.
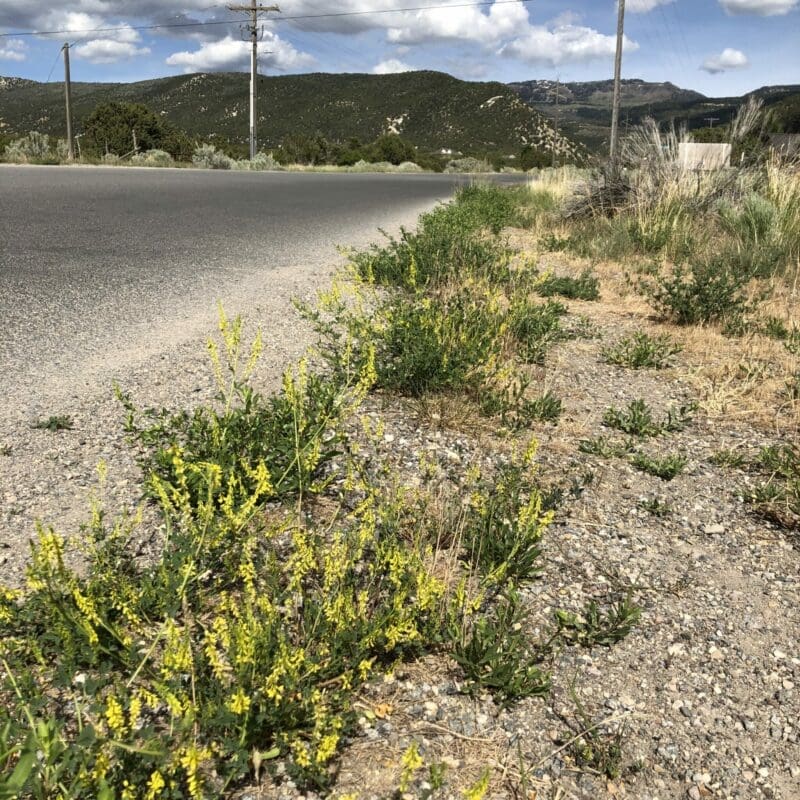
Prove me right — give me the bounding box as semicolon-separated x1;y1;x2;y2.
0;165;506;417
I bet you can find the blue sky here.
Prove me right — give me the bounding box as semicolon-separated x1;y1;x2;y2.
0;1;797;96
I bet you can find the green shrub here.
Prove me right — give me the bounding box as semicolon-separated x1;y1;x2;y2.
131;149;174;167
718;194;786;278
82;101;192;160
641;258;751;325
3;131;53;164
509;299;567;364
192;144;232;170
375;285;505;397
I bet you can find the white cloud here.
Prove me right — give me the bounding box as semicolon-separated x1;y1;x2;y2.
627;0;675;11
372;58;413;74
719;0;798;13
0;39;26;61
386;2;530;46
74;39;151;63
166;33;314;73
501;23;638;67
701;47;749;73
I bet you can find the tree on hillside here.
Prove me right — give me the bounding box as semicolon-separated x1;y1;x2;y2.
365;134;416;165
82;102;193;160
519;145;549;171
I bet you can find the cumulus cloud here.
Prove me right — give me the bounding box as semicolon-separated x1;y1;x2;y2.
0;38;26;61
0;0;640;73
627;0;675;11
385;1;529;46
501;22;638;66
372;58;413;74
74;39;151;63
166;32;314;73
719;0;798;13
701;47;749;73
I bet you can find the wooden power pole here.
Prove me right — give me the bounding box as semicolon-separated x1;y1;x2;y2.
609;0;626;169
228;1;280;159
63;42;74;161
552;78;560;168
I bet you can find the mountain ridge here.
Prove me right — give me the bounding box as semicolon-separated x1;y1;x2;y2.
0;70;581;159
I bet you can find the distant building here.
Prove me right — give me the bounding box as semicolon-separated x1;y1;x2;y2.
678;142;731;170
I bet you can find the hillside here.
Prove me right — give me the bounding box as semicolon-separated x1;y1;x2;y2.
0;70;581;159
509;78;800;152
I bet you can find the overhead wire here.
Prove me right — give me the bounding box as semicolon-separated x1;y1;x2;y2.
0;0;534;38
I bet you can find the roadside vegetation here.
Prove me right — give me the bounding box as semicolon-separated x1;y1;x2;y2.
0;100;557;174
0;182;637;799
2;100;798;798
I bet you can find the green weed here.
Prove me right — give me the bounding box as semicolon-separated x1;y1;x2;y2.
554;595;641;648
567;686;628;780
536;269;600;301
578;436;635;458
630;452;687;480
352;185;517;289
747;444;800;530
31;415;73;432
451;589;551;708
603;331;682;369
461;462;551;583
603;399;695;438
710;449;749;469
602;399;658;437
638;497;673;517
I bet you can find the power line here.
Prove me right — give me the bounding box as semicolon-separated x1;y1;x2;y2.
0;0;533;39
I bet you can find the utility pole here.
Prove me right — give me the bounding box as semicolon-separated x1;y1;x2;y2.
609;0;626;169
704;116;720;128
552;78;560;168
228;1;280;159
63;42;74;160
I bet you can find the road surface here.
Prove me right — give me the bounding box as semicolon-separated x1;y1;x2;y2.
0;165;506;417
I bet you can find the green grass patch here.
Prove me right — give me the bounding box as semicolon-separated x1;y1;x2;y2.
536;269;600;301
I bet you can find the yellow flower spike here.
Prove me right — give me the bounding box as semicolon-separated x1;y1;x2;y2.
462;770;491;800
128;694;142;729
145;770;167;800
399;741;424;793
357;658;374;681
179;745;212;800
105;694;127;737
228;688;252;715
244;326;263;380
